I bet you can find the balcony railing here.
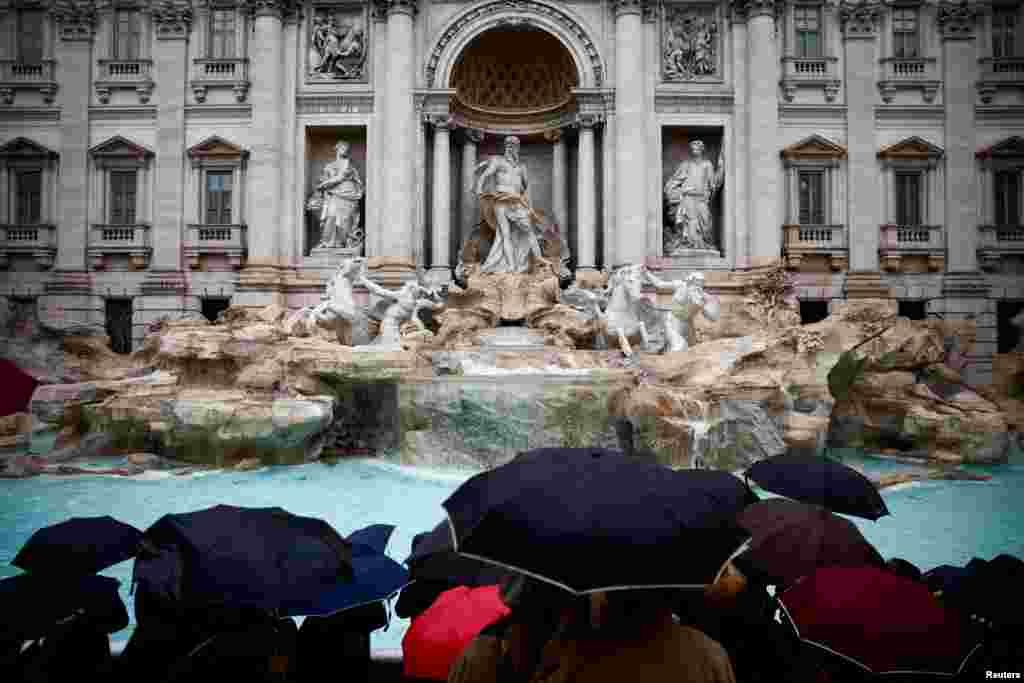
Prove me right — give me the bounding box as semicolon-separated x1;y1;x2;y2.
783;224;848;270
0;224;57;269
191;58;249;82
184;223;247;269
978;224;1024;270
980;57;1024;80
881;57;937;81
783;56;836;80
98;59;153;82
88;223;151;269
879;224;944;250
0;59;56;83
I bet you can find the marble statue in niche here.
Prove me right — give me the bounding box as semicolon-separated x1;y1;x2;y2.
664;139;724;254
663;8;718;81
309;140;365;250
308;8;366;80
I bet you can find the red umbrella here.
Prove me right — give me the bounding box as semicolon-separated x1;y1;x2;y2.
402;584;510;681
778;567;983;677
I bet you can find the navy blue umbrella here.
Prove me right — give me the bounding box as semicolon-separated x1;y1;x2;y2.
132;505;353;612
12;516;143;577
0;573;128;643
744;453;889;520
443;448;753;594
282;524;408;618
406;520;510;587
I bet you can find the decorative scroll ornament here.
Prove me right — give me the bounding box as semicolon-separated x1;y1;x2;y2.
744;0;776;19
936;0;980;40
663;6;718;81
308;7;367;81
839;0;883;38
153;0;193;39
249;0;289;19
612;0;643;17
49;0;97;41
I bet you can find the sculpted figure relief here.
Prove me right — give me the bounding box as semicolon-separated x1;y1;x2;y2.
313;140;364;250
309;11;366;79
645;271;721;353
664;140;724;254
310;257;370;345
356;271;444;350
664;11;717;81
473;136;554;275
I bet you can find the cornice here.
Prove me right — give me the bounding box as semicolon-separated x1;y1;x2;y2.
874;104;945;124
778;103;848;123
88;105;158;120
296;92;373;115
184;103;253;120
0;108;59;122
936;0;982;40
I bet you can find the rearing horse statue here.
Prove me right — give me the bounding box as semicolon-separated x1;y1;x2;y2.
565;264;661;357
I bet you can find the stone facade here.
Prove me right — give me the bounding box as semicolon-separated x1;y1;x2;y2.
0;0;1022;386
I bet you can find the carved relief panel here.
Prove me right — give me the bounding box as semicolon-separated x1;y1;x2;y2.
662;2;721;82
306;3;368;82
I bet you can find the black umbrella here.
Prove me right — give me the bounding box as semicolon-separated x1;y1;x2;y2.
132;505;353;612
0;573;128;644
406;520;510;587
12;516;143;577
744;453;889;520
443;447;753;594
736;499;885;587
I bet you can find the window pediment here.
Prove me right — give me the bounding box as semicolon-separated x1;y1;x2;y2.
781;134;846;164
89;136;154;168
977;136;1024;161
187;136;248;167
878;136;943;165
0;137;59;166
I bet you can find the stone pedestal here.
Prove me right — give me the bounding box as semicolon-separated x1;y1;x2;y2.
843;271;892;300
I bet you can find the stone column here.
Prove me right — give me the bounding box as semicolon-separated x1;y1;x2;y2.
428;115;452;283
546;129;568;234
44;4;99;329
368;3;388;257
936;2;994;387
730;3;749;267
236;0;286;308
746;0;781;267
460;128;482;252
613;0;646;267
374;0;417;283
576;115;600;273
839;0;891;299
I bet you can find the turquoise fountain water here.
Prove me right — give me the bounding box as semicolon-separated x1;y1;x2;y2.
1;450;1022;651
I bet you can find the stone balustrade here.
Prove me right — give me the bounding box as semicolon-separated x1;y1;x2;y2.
878;224;944;272
183;223;247;269
979;224;1024;271
780;56;841;102
0;224;57;269
88;223;152;270
0;59;56;83
977;57;1024;103
190;58;251;103
878;57;939;103
95;59;155;104
782;224;848;271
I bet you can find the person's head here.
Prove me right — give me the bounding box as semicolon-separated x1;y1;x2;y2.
591;589;679;635
886;557;923;582
334;140;350;159
705;560;748;607
504;136;521;161
689;139;705;159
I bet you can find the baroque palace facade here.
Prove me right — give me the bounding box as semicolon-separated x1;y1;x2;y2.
0;0;1022;384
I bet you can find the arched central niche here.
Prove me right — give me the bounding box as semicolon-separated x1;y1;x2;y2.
449;26;579;129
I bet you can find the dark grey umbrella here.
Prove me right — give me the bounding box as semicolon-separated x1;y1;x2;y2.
745;453;889;520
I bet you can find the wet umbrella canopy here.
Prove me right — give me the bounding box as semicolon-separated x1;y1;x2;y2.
443;448;753;594
0;573;128;643
745;452;889;520
12;516;143;577
406;520;510;587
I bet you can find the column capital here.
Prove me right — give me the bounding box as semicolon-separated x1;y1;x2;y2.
383;0;418;19
424;113;454;130
839;0;883;40
247;0;290;20
575;113;604;130
152;0;193;40
613;0;644;18
937;1;981;41
729;0;748;24
745;0;778;20
463;128;484;144
543;128;563;144
49;0;97;42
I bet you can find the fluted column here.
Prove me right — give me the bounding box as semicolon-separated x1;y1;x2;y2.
460;129;483;250
428;116;452;282
576;116;600;272
730;3;749;267
380;0;417;275
613;0;646;267
746;0;781;266
546;128;568;234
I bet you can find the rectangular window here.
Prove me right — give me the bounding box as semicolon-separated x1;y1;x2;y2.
15;170;42;225
798;170;826;224
895;172;923;226
794;6;822;58
208;9;236;59
205;171;233;225
893;7;919;59
17;10;45;64
109;170;138;225
993;6;1017;58
995;170;1021;226
114;9;142;60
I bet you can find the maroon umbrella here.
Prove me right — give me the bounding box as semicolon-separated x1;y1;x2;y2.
0;358;39;417
736;499;885;587
778;567;983;677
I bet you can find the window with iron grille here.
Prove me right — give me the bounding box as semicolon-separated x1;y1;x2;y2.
109;170;138;225
993;6;1017;58
995;170;1021;226
894;172;922;226
205;171;233;225
114;9;142;60
208;8;236;59
795;6;822;58
892;7;919;58
798;170;826;224
15;170;42;225
17;10;45;64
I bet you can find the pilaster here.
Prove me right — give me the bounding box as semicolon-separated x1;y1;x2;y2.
460;129;483;262
746;0;781;265
545;128;568;241
613;0;647;267
427;114;452;283
730;1;749;268
576;114;602;274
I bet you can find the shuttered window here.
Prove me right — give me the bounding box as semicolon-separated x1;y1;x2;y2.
114;10;142;60
209;9;236;59
993;6;1017;58
893;8;919;59
995;170;1021;226
895;172;923;226
798;171;825;225
15;170;42;225
109;171;138;225
205;171;233;225
795;6;822;58
18;10;45;64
